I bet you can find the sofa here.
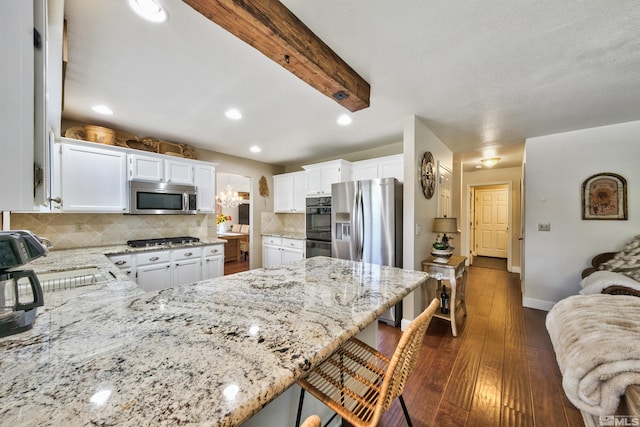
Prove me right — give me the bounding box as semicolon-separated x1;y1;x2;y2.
546;236;640;426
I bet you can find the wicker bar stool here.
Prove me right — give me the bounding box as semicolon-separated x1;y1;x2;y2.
301;414;321;427
295;298;440;427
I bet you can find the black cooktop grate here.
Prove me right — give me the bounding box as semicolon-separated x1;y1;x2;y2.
126;236;200;248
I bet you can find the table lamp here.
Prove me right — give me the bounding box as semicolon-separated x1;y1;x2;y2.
431;217;458;263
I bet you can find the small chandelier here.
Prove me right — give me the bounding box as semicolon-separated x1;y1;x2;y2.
217;185;241;208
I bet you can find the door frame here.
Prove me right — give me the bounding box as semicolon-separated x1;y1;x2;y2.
466;181;513;272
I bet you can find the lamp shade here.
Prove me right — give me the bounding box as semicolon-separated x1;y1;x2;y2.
433;217;458;233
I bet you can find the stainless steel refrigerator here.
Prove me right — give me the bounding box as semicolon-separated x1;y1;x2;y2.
331;178;403;326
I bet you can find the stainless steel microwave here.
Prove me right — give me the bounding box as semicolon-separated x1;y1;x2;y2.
129;181;197;215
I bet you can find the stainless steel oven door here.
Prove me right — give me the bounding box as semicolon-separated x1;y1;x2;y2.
305;240;331;258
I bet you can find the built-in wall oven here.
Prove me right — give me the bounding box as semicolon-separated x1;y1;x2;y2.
306;197;331;258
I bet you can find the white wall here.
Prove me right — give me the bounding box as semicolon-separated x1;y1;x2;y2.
523;120;640;310
402;115;453;323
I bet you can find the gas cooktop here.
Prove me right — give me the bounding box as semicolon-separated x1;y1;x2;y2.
126;236;200;248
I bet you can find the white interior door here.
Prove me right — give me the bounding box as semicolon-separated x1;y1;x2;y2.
475;186;509;258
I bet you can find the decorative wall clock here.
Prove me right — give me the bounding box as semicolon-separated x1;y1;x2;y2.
421;151;435;199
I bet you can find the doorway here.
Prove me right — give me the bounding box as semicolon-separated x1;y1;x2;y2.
216;172;251;275
470;183;511;270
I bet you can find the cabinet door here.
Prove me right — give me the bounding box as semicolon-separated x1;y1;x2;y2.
128;154;163;182
195;164;216;212
320;164;341;194
136;262;172;291
305;167;323;195
60;143;127;212
378;155;404;182
165;159;194;185
274;174;294;212
202;255;224;279
351;161;379;181
292;172;306;213
263;244;282;268
174;258;201;286
282;247;304;265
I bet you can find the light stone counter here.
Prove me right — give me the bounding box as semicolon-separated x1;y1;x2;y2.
0;253;427;427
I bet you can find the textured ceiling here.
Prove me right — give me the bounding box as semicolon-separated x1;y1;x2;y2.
61;0;640;169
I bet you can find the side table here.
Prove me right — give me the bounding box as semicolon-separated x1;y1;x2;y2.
422;255;468;337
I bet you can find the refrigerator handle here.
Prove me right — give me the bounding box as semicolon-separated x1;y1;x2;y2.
355;187;364;260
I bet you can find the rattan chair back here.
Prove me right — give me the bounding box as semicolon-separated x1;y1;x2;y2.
297;298;440;427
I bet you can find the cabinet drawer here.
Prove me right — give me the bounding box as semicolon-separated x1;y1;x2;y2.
202;245;224;257
172;247;202;261
136;250;171;265
282;238;305;250
263;236;282;246
108;254;135;269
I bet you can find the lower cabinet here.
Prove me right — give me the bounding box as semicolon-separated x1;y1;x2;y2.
108;244;225;291
262;237;305;267
135;250;173;291
201;245;225;279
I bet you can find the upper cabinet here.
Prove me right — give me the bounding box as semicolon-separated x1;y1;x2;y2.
274;171;305;213
302;159;351;196
50;138;216;213
0;0;60;211
51;142;127;212
194;164;216;213
351;154;404;182
128;155;195;185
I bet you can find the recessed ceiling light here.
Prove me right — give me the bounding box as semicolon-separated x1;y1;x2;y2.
128;0;168;23
249;146;261;153
225;108;242;120
91;105;113;115
337;114;352;126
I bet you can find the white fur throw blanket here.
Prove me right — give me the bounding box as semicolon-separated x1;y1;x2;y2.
546;294;640;415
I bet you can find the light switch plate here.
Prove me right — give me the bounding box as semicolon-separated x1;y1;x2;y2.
538;223;551;232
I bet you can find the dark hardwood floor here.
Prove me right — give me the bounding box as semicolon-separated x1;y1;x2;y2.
224;256;250;275
375;265;583;427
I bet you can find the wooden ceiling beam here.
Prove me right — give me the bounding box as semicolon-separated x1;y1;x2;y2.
183;0;371;112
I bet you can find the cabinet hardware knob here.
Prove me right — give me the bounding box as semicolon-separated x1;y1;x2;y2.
115;260;126;266
184;252;192;256
150;256;160;261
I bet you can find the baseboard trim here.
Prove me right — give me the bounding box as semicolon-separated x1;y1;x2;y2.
510;266;521;274
523;297;555;312
400;318;412;331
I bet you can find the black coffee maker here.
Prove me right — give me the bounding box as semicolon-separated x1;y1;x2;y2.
0;230;48;338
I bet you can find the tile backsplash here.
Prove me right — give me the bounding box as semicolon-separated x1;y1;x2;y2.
261;213;305;234
10;213;215;250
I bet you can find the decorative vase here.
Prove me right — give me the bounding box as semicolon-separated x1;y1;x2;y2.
218;223;226;233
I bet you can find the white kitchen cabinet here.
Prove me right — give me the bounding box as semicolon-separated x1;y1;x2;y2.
201;244;224;279
172;247;202;285
194;164;216;213
165;159;194;185
262;236;305;267
351;154;404;182
302;160;351;196
273;171;306;213
108;253;136;280
0;0;59;211
378;154;404;181
54;143;127;212
128;154;195;185
128;154;164;182
136;250;172;291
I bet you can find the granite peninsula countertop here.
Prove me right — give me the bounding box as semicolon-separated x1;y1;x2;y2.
0;252;427;427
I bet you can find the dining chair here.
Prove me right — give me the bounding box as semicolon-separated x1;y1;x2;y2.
300;414;321;427
295;298;440;427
